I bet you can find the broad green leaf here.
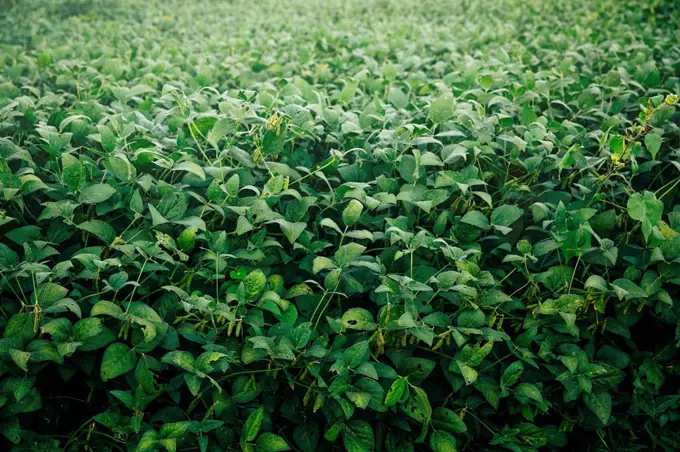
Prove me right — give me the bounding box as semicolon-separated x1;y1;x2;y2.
645;132;662;159
160;421;192;438
255;432;289;452
130;189;144;214
77;220;116;244
515;383;543;402
342;199;363;227
33;283;68;308
62;154;85;191
342;421;374;452
80;184;116;204
100;343;137;382
335;242;366;267
461;211;490;230
403;386;431;423
627;191;663;242
429;431;457;452
584;391;611;424
491;205;523;228
432;407;467;433
313;257;337;274
501;361;524;388
457;362;478;385
343;341;370;368
91;301;125;319
385;377;407;406
341;308;376;331
9;349;30;371
429;93;454;123
107;154;136;182
243;407;263;442
611;278;648;300
98;124;117;152
339;79;359;103
173;161;206;180
293;424;319;452
177;226;197;251
269;219;306;244
161;350;196;372
244;270;267;299
207;117;237;148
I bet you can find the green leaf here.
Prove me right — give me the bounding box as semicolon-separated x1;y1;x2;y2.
91;301;125;319
156;192;187;221
335;242;366;267
177;226;197;251
385;377;407;406
491;205;523;229
339;79;359;103
478;74;493;90
160;421;192;438
342;421;374;452
148;204;168;226
343;341;370;368
515;383;543;402
429;93;454;123
62;154;85;191
173;161;206;180
236;216;254;235
627;191;663;242
584;275;608;291
341;308;376;331
244;270;267;299
611;278;648;300
429;431;457;452
33;283;68;308
313;257;337;274
255;432;289;452
9;349;30;371
432;407;467;434
584;391;611;424
130;189;144;214
324;421;343;442
501;361;524;388
293;424;319;452
243;407;264;442
207;117;237;148
458;362;478;385
342;199;363;227
161;351;196;372
98;124;117;152
403;386;431;423
107;154;136;182
100;343;137;382
80;184;116;204
461;211;490;230
388;87;409;109
270;219;306;244
77;220;116;244
320;218;343;234
645;132;662;159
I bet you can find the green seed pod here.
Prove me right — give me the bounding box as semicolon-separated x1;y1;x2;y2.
303;385;313;406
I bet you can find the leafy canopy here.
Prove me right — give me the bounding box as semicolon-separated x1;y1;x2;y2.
0;0;680;451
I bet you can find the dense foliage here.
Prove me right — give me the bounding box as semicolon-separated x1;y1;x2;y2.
1;0;680;450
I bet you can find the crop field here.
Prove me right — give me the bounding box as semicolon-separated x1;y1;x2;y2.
1;0;680;450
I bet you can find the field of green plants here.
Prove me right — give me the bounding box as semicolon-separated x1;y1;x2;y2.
1;0;680;450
